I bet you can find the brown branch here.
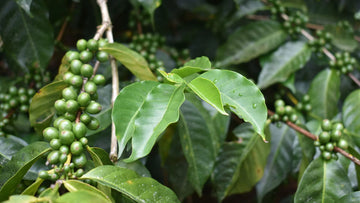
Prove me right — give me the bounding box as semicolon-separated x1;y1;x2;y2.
97;0;119;163
268;110;360;165
348;73;360;87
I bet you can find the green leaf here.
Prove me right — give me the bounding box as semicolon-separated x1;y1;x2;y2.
257;41;312;89
348;147;360;189
21;178;44;196
113;81;185;162
130;0;161;26
177;100;217;195
308;69;340;119
212;123;269;201
82;165;180;203
216;20;287;66
294;158;352;203
14;0;32;16
86;146;113;167
0;0;54;72
171;56;211;78
159;71;184;84
100;43;157;81
116;160;151;178
3;195;40;203
63;180;112;202
256;124;298;202
56;190;111;203
325;24;357;52
0;136;27;166
225;0;265;28
339;191;360;203
29;80;68;133
187;77;227;115
0;142;50;201
200;69;267;140
343;89;360;135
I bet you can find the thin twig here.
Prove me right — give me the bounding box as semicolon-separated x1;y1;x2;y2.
348;73;360;87
268;110;360;165
96;0;119;163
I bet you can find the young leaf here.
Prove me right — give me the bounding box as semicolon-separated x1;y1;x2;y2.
29;81;68;133
187;77;227;115
159;71;184;84
171;56;211;77
343;89;360;135
256;124;298;202
86;146;113;167
257;41;312;89
56;190;111;203
82;165;180;203
0;136;27;166
3;195;40;203
21;178;44;196
178;100;217;195
0;0;54;72
0;142;50;201
308;69;340;119
100;43;157;81
216;20;287;66
63;180;112;202
212;123;269;201
112;81;185;162
294;158;352;202
200;69;267;140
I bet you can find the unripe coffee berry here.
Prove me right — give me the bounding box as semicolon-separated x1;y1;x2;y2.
60;130;75;145
70;60;82;75
71;141;84;155
43;127;59;141
80;51;93;63
62;87;78;100
47;150;60;164
86;101;102;114
76;39;87;52
73;122;87;139
87;39;98;52
81;64;93;78
92;74;106;86
77;92;91;107
84;81;97;95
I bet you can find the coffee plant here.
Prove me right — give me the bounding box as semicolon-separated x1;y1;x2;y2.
2;0;360;202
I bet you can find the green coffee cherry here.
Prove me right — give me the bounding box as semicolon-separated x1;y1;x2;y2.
58;119;73;131
71;141;84;155
86;101;102;114
73;153;87;168
84;81;97;95
47;150;60;164
80;51;93;63
73;122;87;139
338;139;348;149
322;151;332;160
59;145;70;155
43;127;59;141
81;64;93;78
87;39;98;52
321;119;332;131
70;75;83;87
70;60;83;75
77;92;91;107
62;87;78;100
76;39;87;52
54;99;67;114
92;74;106;86
87;118;100;130
96;51;109;62
60;130;75;145
59;153;68;164
80;113;92;125
66;100;80;113
38;170;49;179
319;132;331;144
50;139;62;150
54;116;65;128
80;137;88;146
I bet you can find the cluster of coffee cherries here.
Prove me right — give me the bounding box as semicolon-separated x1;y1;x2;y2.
308;30;332;55
295;94;312;113
269;0;286;18
283;11;308;38
165;47;191;67
270;99;299;124
38;39;107;181
128;9;151;32
329;52;357;74
129;33;167;79
314;119;348;160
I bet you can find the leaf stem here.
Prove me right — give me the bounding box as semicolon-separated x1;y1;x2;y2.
268;110;360;166
96;0;119;163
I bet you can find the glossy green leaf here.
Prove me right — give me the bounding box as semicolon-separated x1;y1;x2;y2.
212;123;269;201
325;24;357;52
3;195;41;203
0;0;54;72
63;180;112;202
178;100;216;195
0;136;27;166
308;69;340;119
343;89;360;135
348;147;360;189
200;69;267;140
159;71;184;84
294;158;352;203
14;0;32;16
29;80;68;133
113;81;185;162
116;161;151;178
339;191;360;203
258;41;311;89
256;124;298;202
100;43;157;81
216;20;287;66
171;56;211;77
0;142;50;201
87;146;113;167
225;0;265;28
82;165;180;203
56;190;110;203
187;77;227;115
21;178;44;196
